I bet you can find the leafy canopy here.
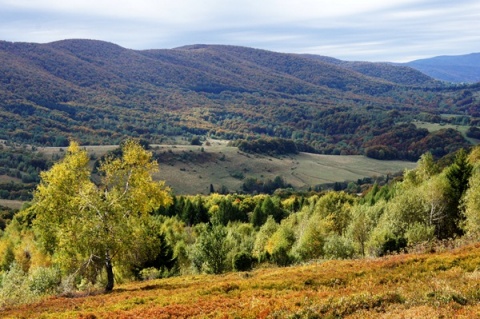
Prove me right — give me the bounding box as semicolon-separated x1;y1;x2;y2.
30;140;171;291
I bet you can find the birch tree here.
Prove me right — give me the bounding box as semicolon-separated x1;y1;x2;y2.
31;140;171;291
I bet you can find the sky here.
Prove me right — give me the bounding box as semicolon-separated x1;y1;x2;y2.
1;0;480;62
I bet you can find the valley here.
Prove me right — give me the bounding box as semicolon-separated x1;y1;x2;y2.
33;141;416;195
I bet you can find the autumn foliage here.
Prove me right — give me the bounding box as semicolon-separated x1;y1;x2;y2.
2;242;480;318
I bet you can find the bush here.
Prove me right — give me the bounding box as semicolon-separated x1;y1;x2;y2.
379;236;407;256
324;235;355;259
0;263;32;307
233;252;256;271
139;267;161;280
466;126;480;139
405;223;435;246
271;247;294;266
28;266;62;295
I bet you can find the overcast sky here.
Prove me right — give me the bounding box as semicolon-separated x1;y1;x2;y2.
1;0;479;62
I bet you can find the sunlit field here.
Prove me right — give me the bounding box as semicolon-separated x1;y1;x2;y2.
3;242;480;319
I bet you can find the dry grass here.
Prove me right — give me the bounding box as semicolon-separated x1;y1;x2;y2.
3;242;480;318
0;199;25;210
152;142;416;194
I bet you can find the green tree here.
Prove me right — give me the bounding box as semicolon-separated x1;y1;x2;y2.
463;164;480;236
181;198;196;225
30;140;171;291
253;216;278;261
416;152;439;181
443;149;473;238
261;196;284;223
347;205;374;256
250;202;267;227
313;192;355;236
192;223;229;274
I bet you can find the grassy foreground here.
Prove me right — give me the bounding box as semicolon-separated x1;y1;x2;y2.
3;242;480;318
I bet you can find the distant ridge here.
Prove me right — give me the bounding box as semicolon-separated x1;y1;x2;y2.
405;53;480;83
301;54;434;86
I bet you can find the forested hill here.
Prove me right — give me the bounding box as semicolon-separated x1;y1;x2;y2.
0;39;479;159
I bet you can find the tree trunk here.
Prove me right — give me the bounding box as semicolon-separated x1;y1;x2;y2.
105;254;114;292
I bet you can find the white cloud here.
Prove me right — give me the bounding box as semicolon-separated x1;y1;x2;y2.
0;0;479;61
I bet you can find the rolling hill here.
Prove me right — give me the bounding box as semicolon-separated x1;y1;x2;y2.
0;39;479;159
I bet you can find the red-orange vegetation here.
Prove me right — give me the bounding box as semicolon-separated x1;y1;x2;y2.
3;243;480;318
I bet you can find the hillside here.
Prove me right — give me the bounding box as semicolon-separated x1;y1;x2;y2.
0;39;479;159
405;53;480;83
3;243;480;318
301;54;436;86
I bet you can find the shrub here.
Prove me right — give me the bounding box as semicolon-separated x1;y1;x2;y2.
379;236;407;256
0;263;33;307
139;267;161;280
233;251;256;271
405;223;435;246
324;235;355;259
271;247;294;266
28;266;62;295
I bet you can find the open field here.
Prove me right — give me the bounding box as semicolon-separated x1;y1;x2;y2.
36;141;416;195
37;141;417;195
3;242;480;318
0;199;24;210
414;121;480;145
152;144;416;194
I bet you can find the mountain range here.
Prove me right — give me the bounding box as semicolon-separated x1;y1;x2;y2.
405;53;480;83
0;39;478;160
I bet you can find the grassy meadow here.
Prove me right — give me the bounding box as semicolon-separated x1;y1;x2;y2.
34;141;417;195
2;241;480;318
414;121;480;145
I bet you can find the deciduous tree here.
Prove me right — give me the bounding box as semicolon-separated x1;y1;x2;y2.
31;140;171;291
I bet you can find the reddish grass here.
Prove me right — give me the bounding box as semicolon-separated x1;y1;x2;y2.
3;243;480;318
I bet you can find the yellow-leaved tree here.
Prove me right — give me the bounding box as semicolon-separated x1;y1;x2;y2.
30;140;171;291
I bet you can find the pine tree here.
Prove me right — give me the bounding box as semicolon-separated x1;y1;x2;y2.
443;149;473;238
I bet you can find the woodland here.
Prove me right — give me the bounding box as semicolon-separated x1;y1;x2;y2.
0;40;479;159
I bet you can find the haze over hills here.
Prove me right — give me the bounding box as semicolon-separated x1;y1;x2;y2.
0;39;478;160
405;53;480;83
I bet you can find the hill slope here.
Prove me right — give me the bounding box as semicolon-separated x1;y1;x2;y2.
302;54;436;86
3;243;480;318
405;53;480;83
0;39;478;159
